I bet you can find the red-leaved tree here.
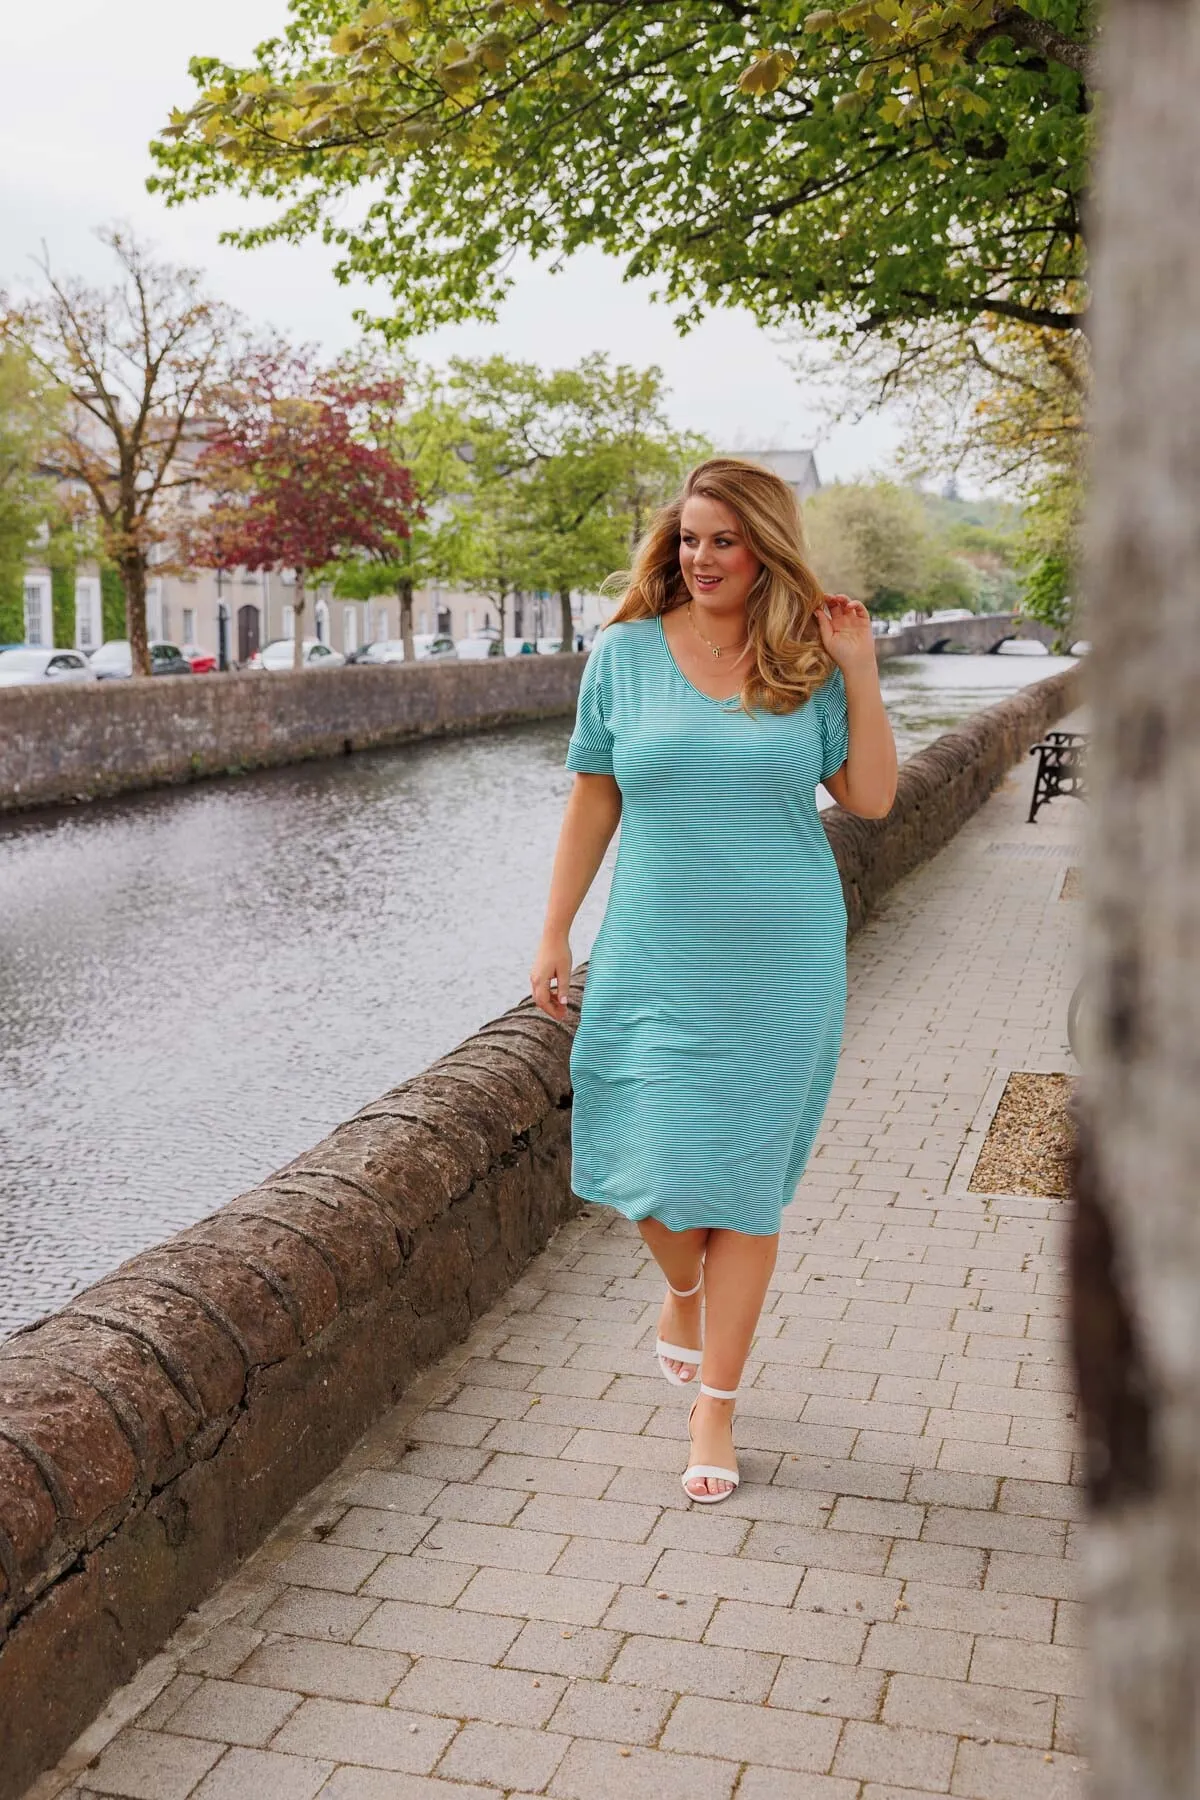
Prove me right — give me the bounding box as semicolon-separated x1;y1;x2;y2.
193;348;416;669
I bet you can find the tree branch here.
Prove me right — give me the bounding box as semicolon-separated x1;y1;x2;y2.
968;6;1095;86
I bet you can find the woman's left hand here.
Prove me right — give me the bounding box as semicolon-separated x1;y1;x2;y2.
815;594;876;676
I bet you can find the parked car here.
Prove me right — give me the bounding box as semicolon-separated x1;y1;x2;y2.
246;638;346;672
504;637;538;656
350;635;458;665
0;647;97;687
456;636;505;660
927;608;976;623
181;644;218;675
91;640;193;679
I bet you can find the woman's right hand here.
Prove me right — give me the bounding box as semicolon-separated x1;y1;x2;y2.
530;933;573;1022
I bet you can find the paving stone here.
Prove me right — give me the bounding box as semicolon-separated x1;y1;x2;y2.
985;1552;1086;1601
180;1628;264;1681
551;1534;661;1585
884;1672;1056;1748
796;1567;903;1621
75;1730;224;1800
831;1496;927;1539
191;1748;331;1800
517;1492;660;1543
166;1679;302;1747
548;1676;674;1744
324;1509;435;1555
255;1590;380;1644
741;1520;890;1576
436;1719;571;1790
646;1508;751;1558
414;1518;567;1573
969;1638;1087;1698
360;1557;476;1605
422;1480;529;1525
900;1582;1055;1642
272;1544;385;1595
950;1740;1087;1798
317;1770;495;1800
833;1720;958;1790
458;1565;618;1625
271;1698;456;1773
863;1622;973;1681
548;1740;738;1800
335;1469;445;1515
887;1539;987;1588
649;1548;802;1607
354;1599;521;1663
704;1598;866;1665
502;1619;622;1679
476;1452;615;1497
235;1638;409;1704
770;1655;886;1718
389;1655;566;1725
662;1695;840;1771
736;1775;859;1800
923;1508;1066;1557
608;1635;778;1703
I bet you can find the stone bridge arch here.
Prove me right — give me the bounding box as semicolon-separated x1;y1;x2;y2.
877;613;1061;659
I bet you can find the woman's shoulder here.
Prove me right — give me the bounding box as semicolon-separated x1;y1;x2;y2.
591;617;659;664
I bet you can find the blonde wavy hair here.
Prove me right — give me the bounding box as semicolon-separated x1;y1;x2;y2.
605;457;835;714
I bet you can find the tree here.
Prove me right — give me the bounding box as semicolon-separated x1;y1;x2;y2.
1071;4;1200;1795
152;1;1091;351
789;315;1087;631
1;228;239;675
0;347;63;642
804;480;945;616
332;365;476;661
446;355;702;647
192;347;416;668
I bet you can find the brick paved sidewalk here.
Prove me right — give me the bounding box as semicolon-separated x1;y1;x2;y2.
31;741;1088;1800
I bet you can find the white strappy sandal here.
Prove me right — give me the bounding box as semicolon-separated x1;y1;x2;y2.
681;1383;740;1504
654;1271;704;1387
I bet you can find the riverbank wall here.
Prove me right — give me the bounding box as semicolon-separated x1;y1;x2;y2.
0;656;589;816
0;666;1080;1799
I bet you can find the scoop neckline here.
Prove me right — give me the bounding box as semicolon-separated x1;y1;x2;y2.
656;613;743;709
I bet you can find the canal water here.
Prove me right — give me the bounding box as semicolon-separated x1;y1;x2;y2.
0;649;1073;1336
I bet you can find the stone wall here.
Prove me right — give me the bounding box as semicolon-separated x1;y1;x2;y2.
0;656;588;816
0;664;1079;1799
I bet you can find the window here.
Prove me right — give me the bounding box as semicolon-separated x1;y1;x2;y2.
182;608;196;645
343;606;358;654
418;610;429;633
23;578;50;647
146;579;164;641
465;609;475;635
74;577;101;650
374;606;388;642
315;599;330;644
281;603;295;639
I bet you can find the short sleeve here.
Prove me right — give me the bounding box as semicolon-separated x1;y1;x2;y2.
565;637;615;776
818;667;850;782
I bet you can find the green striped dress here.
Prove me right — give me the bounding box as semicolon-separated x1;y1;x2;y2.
566;614;850;1236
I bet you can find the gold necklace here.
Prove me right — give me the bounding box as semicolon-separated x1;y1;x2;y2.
687;600;748;661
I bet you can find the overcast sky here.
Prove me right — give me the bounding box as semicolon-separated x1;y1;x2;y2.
2;0;915;482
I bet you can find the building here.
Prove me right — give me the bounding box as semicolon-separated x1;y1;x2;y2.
18;557;603;663
722;447;821;505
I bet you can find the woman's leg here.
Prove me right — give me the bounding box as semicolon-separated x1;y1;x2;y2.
638;1218;709;1382
686;1227;779;1497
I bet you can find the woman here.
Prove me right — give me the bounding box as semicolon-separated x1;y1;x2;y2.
530;458;897;1503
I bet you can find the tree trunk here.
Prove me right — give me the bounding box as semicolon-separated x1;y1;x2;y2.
1073;5;1200;1795
399;577;416;664
122;554;150;678
496;591;508;651
558;587;574;651
292;570;306;671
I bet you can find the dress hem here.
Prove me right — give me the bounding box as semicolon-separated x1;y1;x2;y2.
572;1188;788;1238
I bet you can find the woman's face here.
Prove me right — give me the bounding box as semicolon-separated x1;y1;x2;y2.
679;494;761;614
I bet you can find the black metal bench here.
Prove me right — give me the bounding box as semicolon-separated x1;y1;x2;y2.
1028;729;1087;823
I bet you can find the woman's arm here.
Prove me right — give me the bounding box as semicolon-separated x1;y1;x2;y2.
817;597;899;820
531;772;623;1021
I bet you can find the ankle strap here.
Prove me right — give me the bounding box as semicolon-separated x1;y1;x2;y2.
699;1382;738;1401
666;1271;703;1299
